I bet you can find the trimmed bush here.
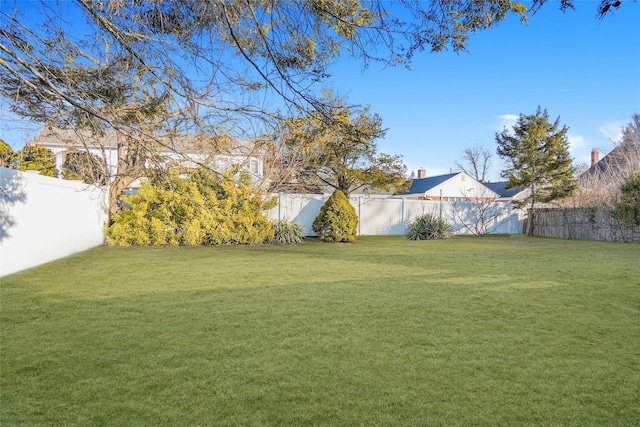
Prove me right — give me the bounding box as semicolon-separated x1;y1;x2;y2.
271;219;304;244
312;189;358;242
106;168;274;246
407;213;452;240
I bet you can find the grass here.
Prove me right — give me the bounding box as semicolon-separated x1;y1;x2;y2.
1;235;639;426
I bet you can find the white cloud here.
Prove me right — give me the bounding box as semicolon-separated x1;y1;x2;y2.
598;120;626;143
568;134;586;150
568;134;591;167
495;114;519;132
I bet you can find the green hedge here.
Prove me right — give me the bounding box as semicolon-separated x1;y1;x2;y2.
106;169;275;246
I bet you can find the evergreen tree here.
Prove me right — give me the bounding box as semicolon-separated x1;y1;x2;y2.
496;107;577;235
612;171;640;226
312;189;358;242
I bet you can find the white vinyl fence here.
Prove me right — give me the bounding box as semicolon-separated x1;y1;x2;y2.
265;193;525;237
0;167;108;277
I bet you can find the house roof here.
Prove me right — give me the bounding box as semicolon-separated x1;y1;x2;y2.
483;181;524;199
397;172;460;195
28;126;259;157
582;142;640;179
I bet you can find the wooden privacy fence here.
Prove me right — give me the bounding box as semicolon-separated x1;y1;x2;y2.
530;207;640;243
264;193;525;237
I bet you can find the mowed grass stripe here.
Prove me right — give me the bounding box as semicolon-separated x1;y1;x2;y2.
1;235;638;425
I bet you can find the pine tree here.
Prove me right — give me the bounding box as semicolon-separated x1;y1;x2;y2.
496;107;577;235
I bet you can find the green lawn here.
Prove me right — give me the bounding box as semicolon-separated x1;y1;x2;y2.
1;235;639;426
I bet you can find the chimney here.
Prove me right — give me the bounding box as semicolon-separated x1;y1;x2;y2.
417;168;426;179
591;149;600;166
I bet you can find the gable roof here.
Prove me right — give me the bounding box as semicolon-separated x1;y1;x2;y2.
483;181;524;199
398;172;460;195
582;142;640;179
28;126;258;157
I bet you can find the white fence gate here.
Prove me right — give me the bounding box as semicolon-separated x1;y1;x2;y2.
264;193;525;237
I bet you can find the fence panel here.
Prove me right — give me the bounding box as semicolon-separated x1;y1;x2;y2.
1;168;108;276
532;208;640;242
265;193;523;237
356;197;405;235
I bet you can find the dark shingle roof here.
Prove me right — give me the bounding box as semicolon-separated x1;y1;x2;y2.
398;172;459;195
483;181;523;198
582;142;640;178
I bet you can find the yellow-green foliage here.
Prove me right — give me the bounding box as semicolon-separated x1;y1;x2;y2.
0;140;12;167
312;189;358;242
106;169;274;246
13;144;57;177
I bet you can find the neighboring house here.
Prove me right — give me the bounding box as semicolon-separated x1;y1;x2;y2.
395;170;499;201
482;181;529;203
27;126;265;186
581;145;639;181
571;145;640;206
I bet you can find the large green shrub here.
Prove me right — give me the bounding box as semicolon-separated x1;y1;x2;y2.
406;213;452;240
106;169;275;246
312;189;358;242
13;144;57;177
612;171;640;226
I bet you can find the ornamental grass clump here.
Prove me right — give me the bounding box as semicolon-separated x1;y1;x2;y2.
270;219;304;244
312;189;358;242
407;213;452;240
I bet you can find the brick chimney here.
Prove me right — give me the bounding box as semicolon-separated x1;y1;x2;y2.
417;168;426;179
591;149;600;166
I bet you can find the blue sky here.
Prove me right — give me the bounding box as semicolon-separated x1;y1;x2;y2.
326;1;640;181
2;1;639;182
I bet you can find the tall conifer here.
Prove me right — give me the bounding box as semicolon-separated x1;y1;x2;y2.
496;107;577;235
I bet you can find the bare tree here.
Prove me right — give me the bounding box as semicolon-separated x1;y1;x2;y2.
455;145;493;183
561;114;640;208
449;188;510;236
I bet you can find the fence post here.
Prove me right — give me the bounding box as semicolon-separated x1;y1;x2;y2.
358;196;362;236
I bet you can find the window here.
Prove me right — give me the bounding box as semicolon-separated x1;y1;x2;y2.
249;158;260;175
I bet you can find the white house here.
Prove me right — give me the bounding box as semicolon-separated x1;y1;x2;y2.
395;171;499;201
482;181;530;203
27;126;265;186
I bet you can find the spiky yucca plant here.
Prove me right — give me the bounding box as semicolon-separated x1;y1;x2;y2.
406;213;452;240
270;219;304;244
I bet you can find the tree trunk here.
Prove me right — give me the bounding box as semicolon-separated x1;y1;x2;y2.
526;209;535;236
107;175;135;222
107;134;141;222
